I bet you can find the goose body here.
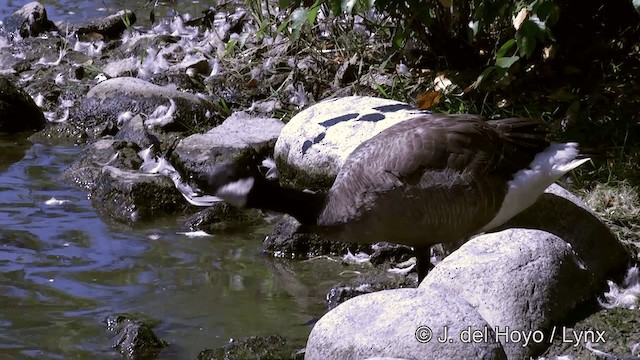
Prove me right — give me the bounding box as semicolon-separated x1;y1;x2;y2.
198;114;589;281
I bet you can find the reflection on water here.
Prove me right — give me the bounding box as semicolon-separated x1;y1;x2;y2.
0;139;342;359
1;0;212;25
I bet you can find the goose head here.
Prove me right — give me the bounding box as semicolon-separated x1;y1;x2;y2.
195;160;326;225
195;162;260;208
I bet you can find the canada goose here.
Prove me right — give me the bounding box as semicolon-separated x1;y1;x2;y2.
195;114;589;282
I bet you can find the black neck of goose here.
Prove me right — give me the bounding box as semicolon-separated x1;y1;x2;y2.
245;178;326;225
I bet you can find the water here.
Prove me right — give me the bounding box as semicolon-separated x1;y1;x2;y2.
1;0;212;25
0;134;345;359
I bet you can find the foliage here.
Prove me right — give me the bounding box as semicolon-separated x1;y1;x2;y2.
273;0;559;83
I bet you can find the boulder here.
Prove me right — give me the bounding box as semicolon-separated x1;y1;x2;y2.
498;184;632;283
273;96;428;189
172;111;284;177
75;77;220;139
421;229;592;359
0;75;46;133
2;2;57;38
306;287;507;360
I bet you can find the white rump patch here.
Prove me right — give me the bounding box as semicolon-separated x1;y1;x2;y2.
216;177;255;208
481;143;590;231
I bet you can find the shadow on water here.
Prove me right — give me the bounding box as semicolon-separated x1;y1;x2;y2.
0;141;346;359
0;133;32;174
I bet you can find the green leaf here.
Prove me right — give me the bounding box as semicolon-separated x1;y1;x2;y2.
496;39;517;58
495;55;520;69
225;39;237;56
307;0;323;25
535;0;555;22
470;66;496;89
276;20;290;34
516;20;540;58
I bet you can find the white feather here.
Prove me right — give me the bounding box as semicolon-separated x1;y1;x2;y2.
481;143;590;231
216;178;255;207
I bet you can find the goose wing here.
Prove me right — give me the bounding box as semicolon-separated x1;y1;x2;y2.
319;114;549;242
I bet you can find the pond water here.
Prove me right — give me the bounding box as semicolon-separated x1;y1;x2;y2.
0;134;345;358
1;0;211;25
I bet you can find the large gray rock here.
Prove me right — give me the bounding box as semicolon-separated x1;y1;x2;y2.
172;111;284;176
0;75;46;133
306;286;507;360
2;2;57;38
306;229;609;360
274;96;428;189
421;229;592;359
75;77;220;139
499;184;632;283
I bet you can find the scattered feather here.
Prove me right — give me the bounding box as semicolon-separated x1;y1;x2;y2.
584;342;638;360
137;146;223;206
33;93;45;107
145;98;176;128
95;152;119;167
36;48;66;66
177;230;212;237
260;158;278;180
44;108;69;123
54;72;65;85
342;250;371;264
599;266;640;309
117;111;135;126
45;197;71;206
388;255;416;275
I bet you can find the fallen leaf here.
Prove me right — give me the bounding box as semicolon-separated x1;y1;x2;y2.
245;78;258;88
417;91;442;110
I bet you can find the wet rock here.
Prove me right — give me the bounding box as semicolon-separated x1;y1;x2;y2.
114;114;160;150
196;335;304;360
0;75;46;133
183;202;264;233
263;215;371;258
369;242;414;266
326;274;417;310
172;111;284;177
307;286;507;360
91;165;188;225
2;2;57;38
500;183;632;282
273;96;428;189
75;77;220;139
60;139;142;190
104;313;168;360
75;10;137;42
541;307;640;359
